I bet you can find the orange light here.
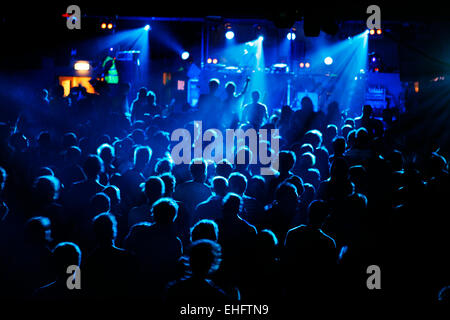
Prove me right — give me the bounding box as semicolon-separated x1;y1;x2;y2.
299;62;304;68
369;29;375;35
107;23;113;29
374;67;379;72
376;29;382;35
414;81;419;93
305;62;310;68
101;23;106;29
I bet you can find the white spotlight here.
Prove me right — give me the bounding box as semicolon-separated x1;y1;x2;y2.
324;57;333;65
181;51;190;60
287;32;296;40
225;30;235;40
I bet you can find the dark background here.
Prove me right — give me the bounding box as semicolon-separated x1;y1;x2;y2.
1;2;450;79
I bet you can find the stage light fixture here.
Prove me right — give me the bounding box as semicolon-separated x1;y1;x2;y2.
107;23;113;29
369;29;375;35
144;25;151;31
212;58;218;64
181;51;190;60
225;30;235;40
376;29;382;35
287;32;296;41
207;58;212;64
299;62;305;68
305;62;310;68
101;23;107;29
74;61;90;71
324;57;333;65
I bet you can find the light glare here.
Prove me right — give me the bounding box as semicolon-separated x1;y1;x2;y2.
225;30;235;40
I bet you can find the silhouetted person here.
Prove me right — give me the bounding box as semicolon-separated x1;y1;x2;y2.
197;78;222;128
329;136;346;164
284;200;337;303
165;240;231;308
218;193;257;298
120;146;152;207
268;150;296;200
246;229;282;302
97;143;116;186
228;172;260;226
31;175;67;243
60;146;85;187
354;104;381;137
344;127;374;167
242;90;268;130
14;217;53;298
130;87;149;123
125;198;183;299
215;159;233;179
84;213;135;299
128;176;165;227
190;219;219;243
264;182;299;242
221;78;250;129
174;159;212;226
65;154;105;212
195;176;228;223
318;157;354;201
34;242;82;300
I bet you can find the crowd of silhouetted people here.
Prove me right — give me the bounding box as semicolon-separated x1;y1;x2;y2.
0;76;448;312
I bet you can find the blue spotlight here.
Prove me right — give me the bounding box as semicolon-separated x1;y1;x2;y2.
225;30;235;40
144;25;151;31
287;32;296;40
181;51;190;60
324;57;333;65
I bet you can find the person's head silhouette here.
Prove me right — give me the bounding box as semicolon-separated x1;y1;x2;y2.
33;175;60;204
83;155;104;181
301;96;314;113
212;176;228;197
251;90;260;103
143;176;165;204
362;104;373;118
188;239;221;278
277;150;296;175
152;197;178;225
190;219;219;242
225;81;236;96
190;158;207;183
222;192;242;218
159;173;176;197
228;172;247;196
25;216;52;245
97;143;115;165
208;79;220;94
89;192;110;216
275;182;298;209
133;146;152;170
51;242;81;278
332;136;346;156
308;200;329;228
92;213;117;246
